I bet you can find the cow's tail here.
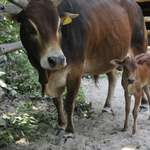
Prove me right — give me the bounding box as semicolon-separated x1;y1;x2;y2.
93;75;99;89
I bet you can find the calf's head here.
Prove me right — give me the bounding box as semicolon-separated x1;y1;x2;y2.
8;0;78;70
110;57;138;84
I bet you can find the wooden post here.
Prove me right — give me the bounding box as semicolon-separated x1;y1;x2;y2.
0;41;24;54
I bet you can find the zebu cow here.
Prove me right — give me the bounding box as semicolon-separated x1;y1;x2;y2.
8;0;147;145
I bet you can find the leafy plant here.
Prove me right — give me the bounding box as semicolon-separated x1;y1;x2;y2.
0;111;57;147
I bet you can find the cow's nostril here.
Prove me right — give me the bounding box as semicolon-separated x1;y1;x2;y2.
128;78;134;84
48;57;56;67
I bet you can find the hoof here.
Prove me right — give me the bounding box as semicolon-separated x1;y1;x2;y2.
132;133;137;138
97;109;115;120
54;127;65;136
59;136;74;146
121;128;127;132
102;107;115;116
138;105;148;113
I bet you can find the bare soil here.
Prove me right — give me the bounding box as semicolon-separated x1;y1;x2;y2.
1;76;150;150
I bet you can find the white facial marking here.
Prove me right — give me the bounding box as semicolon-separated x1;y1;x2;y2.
28;19;40;36
57;18;61;38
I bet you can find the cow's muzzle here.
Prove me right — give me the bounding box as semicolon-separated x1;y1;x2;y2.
48;55;66;69
128;78;134;84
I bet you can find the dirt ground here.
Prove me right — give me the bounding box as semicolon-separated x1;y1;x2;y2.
1;76;150;150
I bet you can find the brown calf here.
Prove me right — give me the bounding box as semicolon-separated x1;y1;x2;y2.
110;53;150;136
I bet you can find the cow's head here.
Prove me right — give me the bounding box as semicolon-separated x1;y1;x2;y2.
8;0;79;70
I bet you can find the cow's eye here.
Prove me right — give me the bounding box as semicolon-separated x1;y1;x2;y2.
26;22;37;35
123;66;126;70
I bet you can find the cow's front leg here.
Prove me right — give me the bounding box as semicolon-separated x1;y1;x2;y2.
59;68;82;146
102;69;118;113
53;96;67;136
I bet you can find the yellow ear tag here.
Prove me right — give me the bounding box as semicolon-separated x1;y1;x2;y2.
63;17;72;25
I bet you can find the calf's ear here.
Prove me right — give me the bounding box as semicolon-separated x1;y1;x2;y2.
136;53;150;65
110;59;123;66
138;59;150;65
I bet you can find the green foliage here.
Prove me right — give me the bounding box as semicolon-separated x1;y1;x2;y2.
0;49;42;99
0;114;48;146
0;17;20;44
63;85;85;102
99;74;108;79
0;100;57;147
117;70;122;75
0;114;39;146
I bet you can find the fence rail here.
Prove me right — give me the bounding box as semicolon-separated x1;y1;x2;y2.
0;41;23;54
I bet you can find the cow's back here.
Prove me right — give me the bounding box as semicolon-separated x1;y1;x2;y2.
58;0;147;74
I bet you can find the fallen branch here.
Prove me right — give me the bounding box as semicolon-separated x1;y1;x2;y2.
0;41;24;54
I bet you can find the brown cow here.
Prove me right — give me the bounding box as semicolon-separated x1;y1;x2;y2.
8;0;147;145
110;53;150;136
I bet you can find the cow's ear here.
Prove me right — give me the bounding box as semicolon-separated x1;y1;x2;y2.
110;59;124;66
7;11;23;23
59;12;79;25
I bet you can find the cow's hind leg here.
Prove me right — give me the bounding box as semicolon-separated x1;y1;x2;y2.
139;90;148;112
102;69;118;114
53;96;67;136
142;85;150;119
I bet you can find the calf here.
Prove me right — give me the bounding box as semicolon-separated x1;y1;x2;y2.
110;53;150;136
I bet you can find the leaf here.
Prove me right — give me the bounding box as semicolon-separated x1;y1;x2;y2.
10;90;17;96
0;71;5;76
0;117;6;126
0;80;7;88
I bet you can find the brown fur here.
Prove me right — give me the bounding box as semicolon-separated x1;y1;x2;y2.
9;0;148;140
110;53;150;136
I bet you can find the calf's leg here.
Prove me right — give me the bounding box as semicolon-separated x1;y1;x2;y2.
122;91;131;132
132;92;142;136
